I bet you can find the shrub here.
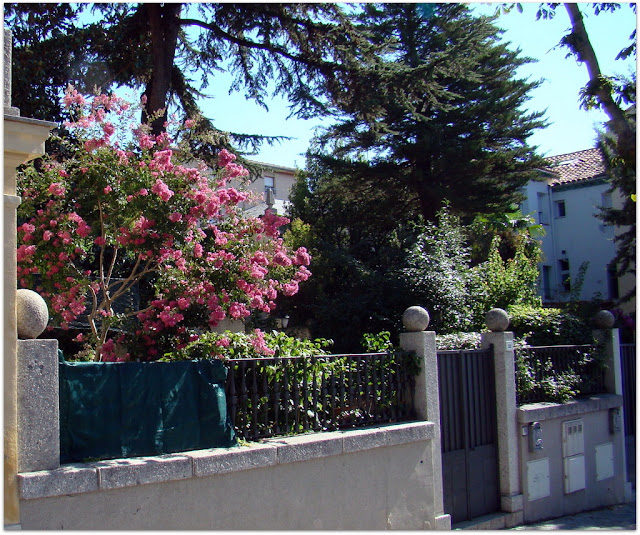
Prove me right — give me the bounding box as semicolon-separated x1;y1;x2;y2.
507;304;593;346
469;235;541;328
16;87;312;361
435;332;482;350
161;330;333;361
402;208;474;333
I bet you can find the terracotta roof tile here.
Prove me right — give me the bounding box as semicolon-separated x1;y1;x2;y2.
542;147;607;186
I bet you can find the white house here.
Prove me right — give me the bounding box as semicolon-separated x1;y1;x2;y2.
521;148;621;305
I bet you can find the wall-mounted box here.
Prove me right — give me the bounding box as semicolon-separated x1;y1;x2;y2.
609;408;622;434
564;454;586;494
529;421;543;451
527;457;551;501
562;419;584;457
595;442;615;481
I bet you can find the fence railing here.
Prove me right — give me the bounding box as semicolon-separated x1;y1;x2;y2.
225;352;417;441
516;344;606;405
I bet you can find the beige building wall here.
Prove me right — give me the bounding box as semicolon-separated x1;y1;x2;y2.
233;160;297;216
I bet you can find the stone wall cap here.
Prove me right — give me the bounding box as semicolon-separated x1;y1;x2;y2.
517;394;623;423
4;114;57;128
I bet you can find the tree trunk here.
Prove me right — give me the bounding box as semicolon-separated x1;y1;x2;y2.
143;3;183;136
563;3;636;169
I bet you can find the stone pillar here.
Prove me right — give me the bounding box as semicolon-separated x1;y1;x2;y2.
399;306;451;530
592;311;630;499
592;311;623;396
17;339;60;472
3;28;56;527
481;308;523;515
4;29;20;117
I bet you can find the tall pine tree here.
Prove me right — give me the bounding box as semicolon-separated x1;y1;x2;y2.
308;3;547;223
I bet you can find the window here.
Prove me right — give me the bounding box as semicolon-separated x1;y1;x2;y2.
601;192;612;209
264;176;275;194
537;193;548;225
555;200;566;218
559;259;571;293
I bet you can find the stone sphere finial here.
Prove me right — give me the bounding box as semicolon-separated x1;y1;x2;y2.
486;308;510;332
402;306;430;332
16;289;49;339
593;309;615;329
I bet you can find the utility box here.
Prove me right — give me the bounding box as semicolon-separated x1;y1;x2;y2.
562;419;586;494
562;419;584;457
529;421;543;451
595;442;615;481
564;454;586;493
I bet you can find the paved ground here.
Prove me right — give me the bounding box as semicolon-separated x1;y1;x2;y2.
508;501;636;530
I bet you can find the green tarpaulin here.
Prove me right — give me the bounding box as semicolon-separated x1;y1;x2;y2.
59;353;236;462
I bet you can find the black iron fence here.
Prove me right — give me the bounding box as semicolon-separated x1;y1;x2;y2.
225;352;418;441
516;344;606;405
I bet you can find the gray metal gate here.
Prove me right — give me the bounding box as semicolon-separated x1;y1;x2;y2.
438;347;499;524
620;343;635;436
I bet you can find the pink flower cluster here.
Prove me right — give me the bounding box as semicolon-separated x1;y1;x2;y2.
16;88;313;362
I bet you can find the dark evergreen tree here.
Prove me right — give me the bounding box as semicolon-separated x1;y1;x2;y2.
4;4;101;121
4;3;377;167
308;3;547;223
282;164;417;352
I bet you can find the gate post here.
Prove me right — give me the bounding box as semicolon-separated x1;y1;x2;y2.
480;309;523;519
592;312;632;501
399;306;451;530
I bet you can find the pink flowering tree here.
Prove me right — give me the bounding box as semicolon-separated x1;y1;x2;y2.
17;86;311;362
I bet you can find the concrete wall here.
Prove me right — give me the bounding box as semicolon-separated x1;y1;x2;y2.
18;422;440;530
15;328;450;530
517;395;627;524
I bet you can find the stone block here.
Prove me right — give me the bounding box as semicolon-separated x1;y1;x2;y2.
94;454;192;490
501;493;524;512
384;421;435;447
342;427;387;453
17;339;60;472
505;511;524;528
434;513;452;530
18;465;98;500
188;444;277;477
276;432;343;464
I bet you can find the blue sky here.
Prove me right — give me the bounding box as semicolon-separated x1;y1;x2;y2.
195;2;637;169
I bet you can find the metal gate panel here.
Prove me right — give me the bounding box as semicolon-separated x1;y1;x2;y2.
620;344;635;436
438;348;499;524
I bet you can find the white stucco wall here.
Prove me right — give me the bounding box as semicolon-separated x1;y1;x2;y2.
550;181;616;301
522;179;617;303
